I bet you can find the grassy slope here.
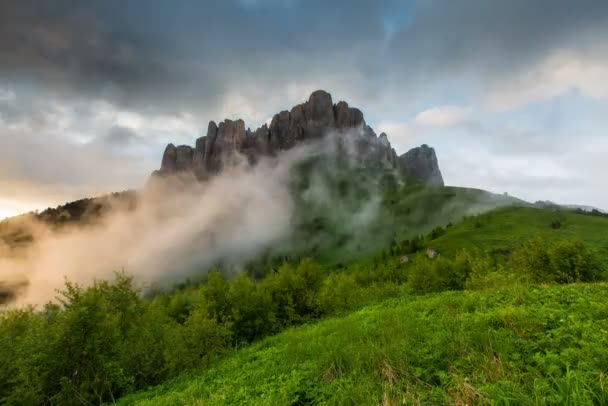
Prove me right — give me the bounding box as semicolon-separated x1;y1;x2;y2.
123;283;608;405
122;207;608;405
431;206;608;262
290;182;523;264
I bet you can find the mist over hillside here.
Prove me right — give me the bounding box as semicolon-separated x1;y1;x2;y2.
0;91;450;306
0;126;519;306
2;2;608;404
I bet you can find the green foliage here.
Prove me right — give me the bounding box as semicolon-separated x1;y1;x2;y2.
3;203;608;404
262;259;323;325
408;255;469;293
511;237;552;282
202;270;232;322
429;225;446;240
228;274;276;344
431;206;608;263
512;238;603;283
0;273;228;405
165;307;232;373
317;273;361;314
122;284;608;405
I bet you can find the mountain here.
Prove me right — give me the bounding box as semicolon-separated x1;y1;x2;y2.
153;90;444;186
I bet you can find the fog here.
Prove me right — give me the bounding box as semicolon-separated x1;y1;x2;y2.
0;132;387;307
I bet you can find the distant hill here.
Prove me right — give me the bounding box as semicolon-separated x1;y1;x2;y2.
0;191;137;253
534;200;607;215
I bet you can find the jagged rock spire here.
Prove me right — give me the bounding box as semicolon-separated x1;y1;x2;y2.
153;90;444;186
397;144;444;186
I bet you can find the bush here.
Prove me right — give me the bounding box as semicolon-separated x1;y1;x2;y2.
459;249;516;290
262;259;323;325
318;273;361;314
510;238;552;282
511;238;603;283
549;240;602;283
166;307;232;373
228;274;277;344
408;256;469;294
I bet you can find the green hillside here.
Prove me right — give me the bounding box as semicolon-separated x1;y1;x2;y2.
122;283;608;405
260;158;524;266
114;206;608;405
431;206;608;262
2;182;608;405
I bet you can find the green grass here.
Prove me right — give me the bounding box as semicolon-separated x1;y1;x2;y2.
3;171;608;404
121;283;608;405
288;181;523;264
119;204;608;405
431;206;608;262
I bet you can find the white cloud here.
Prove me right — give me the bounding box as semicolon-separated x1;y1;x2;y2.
487;48;608;110
378;105;471;153
414;105;471;127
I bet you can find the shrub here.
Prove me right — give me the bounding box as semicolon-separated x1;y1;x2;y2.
511;238;602;283
408;256;468;294
510;238;552;282
318;273;361;314
166;307;232;373
47;274;144;404
459;249;515;290
549;240;601;283
228;274;277;344
262;259;323;325
203;270;232;323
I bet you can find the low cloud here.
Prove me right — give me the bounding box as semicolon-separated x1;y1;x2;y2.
0;133;386;306
486;49;608;110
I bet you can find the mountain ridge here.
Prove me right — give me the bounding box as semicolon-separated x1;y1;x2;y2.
153;90;444;186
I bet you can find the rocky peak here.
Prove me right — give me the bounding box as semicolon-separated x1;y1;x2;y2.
153;90;444;186
160;143;177;172
397;144;444;186
306;90;335;127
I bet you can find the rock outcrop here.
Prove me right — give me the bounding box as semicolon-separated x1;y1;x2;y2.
397;144;444;186
153;90;444;186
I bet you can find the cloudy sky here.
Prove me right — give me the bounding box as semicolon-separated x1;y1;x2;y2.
1;0;608;218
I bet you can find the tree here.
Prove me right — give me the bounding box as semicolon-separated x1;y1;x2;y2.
203;270;232;323
229;273;277;344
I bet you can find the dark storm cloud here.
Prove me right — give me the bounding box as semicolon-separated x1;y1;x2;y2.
2;0;607;116
0;0;385;114
390;0;608;83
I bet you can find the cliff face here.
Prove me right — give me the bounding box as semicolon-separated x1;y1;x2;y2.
397;144;444;186
153;90;444;186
